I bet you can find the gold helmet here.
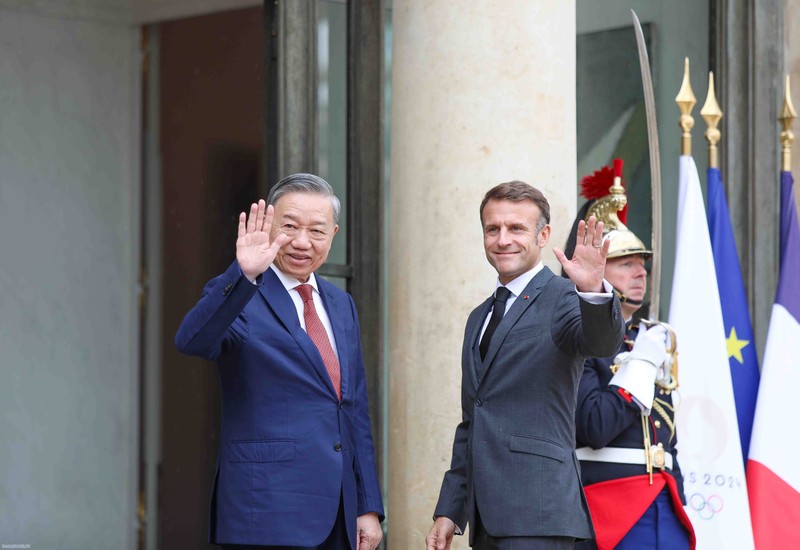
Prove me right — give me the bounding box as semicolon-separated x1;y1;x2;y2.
603;229;652;259
583;158;651;259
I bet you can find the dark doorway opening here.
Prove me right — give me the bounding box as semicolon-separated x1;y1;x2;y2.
158;7;265;548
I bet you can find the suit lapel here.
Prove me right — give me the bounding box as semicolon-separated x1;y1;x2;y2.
318;279;349;399
480;267;555;383
259;269;339;400
467;296;494;390
259;268;302;333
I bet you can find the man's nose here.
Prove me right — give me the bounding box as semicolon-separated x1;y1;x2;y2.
292;229;313;248
497;228;512;246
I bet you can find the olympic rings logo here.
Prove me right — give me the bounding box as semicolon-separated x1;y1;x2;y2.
689;492;724;520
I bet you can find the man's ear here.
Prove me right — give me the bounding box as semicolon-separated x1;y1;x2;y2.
538;225;551;247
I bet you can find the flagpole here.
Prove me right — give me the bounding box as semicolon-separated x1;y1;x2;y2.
780;75;796;172
671;58;756;548
701;72;723;169
675;58;696;157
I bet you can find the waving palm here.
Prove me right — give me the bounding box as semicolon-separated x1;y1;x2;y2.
553;215;609;293
237;199;288;281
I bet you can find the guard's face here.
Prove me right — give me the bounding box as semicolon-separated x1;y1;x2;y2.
605;254;648;316
482;199;550;285
270;192;339;282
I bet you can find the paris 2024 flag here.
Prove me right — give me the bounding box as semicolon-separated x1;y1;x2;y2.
747;170;800;549
669;155;754;548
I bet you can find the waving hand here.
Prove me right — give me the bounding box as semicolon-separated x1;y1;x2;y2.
236;199;288;281
553;215;609;293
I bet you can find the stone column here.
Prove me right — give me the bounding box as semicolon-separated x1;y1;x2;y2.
387;2;576;547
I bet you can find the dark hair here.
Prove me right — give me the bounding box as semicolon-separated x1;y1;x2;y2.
479;181;550;233
267;173;341;223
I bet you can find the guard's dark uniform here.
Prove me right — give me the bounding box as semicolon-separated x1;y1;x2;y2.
568;158;695;549
574;321;692;549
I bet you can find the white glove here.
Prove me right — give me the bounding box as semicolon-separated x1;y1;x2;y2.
609;324;668;414
629;323;669;367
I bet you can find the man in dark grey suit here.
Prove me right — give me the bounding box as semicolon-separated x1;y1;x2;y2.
426;181;624;549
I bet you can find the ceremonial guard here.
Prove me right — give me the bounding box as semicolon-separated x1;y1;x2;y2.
567;160;696;549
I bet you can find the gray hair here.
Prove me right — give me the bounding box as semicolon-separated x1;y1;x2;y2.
267;173;342;223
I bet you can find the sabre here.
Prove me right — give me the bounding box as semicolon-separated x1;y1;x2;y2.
631;10;662;321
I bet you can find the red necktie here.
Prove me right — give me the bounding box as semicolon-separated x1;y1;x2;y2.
295;284;341;399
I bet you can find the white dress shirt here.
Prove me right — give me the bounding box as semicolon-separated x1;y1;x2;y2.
270;265;340;361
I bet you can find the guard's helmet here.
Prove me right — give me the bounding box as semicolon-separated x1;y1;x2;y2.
562;159;651;271
582;158;651;259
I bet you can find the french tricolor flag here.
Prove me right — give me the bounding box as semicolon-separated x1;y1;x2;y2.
746;170;800;548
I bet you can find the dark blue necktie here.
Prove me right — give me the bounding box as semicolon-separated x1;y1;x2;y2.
479;287;512;362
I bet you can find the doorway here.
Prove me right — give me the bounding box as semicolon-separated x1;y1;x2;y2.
157;6;265;548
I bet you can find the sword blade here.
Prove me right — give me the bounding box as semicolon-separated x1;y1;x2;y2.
632;10;662;321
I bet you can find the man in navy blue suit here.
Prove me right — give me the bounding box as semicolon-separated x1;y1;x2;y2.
176;173;384;549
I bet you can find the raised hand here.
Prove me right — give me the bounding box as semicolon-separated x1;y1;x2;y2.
553;215;609;293
236;199;288;282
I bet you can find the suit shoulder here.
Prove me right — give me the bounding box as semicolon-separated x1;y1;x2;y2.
546;274;573;289
316;275;348;297
543;272;576;296
316;275;358;316
468;300;490;319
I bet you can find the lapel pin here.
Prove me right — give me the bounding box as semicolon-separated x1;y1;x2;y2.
524;295;529;300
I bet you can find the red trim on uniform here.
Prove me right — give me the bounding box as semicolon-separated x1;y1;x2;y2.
649;416;659;445
617;387;633;403
583;473;695;550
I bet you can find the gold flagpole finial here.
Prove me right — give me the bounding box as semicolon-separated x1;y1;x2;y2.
701;72;723;169
675;57;696;156
780;74;797;172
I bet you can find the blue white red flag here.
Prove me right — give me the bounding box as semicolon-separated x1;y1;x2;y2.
746;171;800;549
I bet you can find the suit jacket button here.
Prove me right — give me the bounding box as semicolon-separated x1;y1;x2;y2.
334;442;342;452
222;283;233;296
475;399;483;407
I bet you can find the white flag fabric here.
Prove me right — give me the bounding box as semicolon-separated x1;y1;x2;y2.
669;155;755;548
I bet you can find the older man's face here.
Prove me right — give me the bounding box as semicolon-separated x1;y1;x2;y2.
269;192;339;282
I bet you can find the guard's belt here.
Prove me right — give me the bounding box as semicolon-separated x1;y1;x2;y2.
576;446;673;470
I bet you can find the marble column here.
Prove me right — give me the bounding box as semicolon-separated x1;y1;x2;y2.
387;2;577;547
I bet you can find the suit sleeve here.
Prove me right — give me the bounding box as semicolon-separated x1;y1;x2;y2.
348;295;386;520
433;409;471;532
174;261;259;360
432;316;477;533
552;283;624;359
575;357;641;448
